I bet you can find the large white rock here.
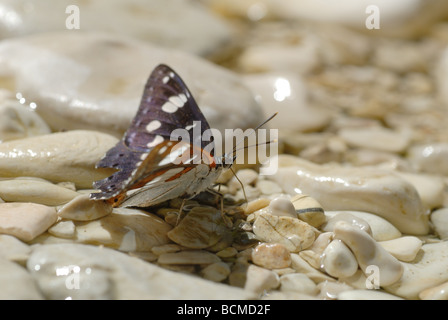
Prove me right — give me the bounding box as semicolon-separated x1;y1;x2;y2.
0;32;263;137
0;130;117;188
27;243;255;299
0;0;232;56
268;155;429;235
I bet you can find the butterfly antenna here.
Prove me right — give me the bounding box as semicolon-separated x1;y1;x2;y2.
231;112;278;157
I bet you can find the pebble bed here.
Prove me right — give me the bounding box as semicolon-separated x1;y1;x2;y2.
0;0;448;300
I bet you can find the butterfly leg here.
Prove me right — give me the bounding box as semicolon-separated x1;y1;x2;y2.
175;198;188;226
206;188;233;228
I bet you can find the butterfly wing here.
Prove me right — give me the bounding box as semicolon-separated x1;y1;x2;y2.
90;64;215;204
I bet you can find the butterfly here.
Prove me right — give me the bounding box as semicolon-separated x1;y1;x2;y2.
89;64;234;208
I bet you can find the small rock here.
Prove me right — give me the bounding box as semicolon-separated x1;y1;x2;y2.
252;212;315;252
322;239;358;279
216;247;238;259
58;193;112;221
0;202;57;242
48;220;76;239
0;130;118;188
243;198;270;215
268;197;296;218
290;253;334;284
242;72;330;132
151;244;183;256
279;273;318;296
167;206;229;249
407;143;448;176
397;172;445;210
299;232;333;269
157;250;221;265
325;211;402;241
338;126;411;153
0;178;79;206
75;208;172;251
251;243;291;269
419;281;448;300
378;236;422;262
201;262;231;282
244;264;280;295
291;194;326;228
0;234;31;264
323;212;372;236
317;281;353;300
334;221;403;287
431;208;448;240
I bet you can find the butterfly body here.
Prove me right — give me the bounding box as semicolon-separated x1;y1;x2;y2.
90;64;227;208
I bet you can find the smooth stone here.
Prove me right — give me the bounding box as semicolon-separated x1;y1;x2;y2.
243;197;270;215
407;143;448;176
279;273;318;296
0;202;57;242
268;197;297;218
27;243;254;299
385;242;448;299
75;208;172;251
228;169;259;193
244;264;280;295
289;253;335;283
58;193;112;221
290;194;326;228
0;0;231;56
256;180;283;195
167;206;229;249
0;98;51;142
0;178;79;206
216;247;238;259
334;221;403;287
157;250;221;265
337;289;403;300
378;236;422;262
0;32;262;137
323;212;372;236
419;281;448;300
242;73;330;132
252;212;315;252
322;239;358;279
396;172;445;210
325;211;401;241
268;155;429;235
0;258;43;299
317;281;353;300
0;234;31;264
430;208;448;240
201;262;231;282
0;130;118;188
338;126;411;153
251;243;291;269
151;244;183;256
48;220;76;239
299;232;333;269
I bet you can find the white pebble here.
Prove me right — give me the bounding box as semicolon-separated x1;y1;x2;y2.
279;273;318;296
378;236;422;262
48;220;76;239
268;197;296;218
430;208;448;240
58;193;112;221
334;221;403;286
244;264;280;295
322;239;358;279
0;202;57;242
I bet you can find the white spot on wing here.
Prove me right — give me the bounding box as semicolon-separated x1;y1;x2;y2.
179;93;187;103
169;96;185;108
185;122;197;131
147;135;164;148
162;101;178;113
146;120;162;132
162;76;169;84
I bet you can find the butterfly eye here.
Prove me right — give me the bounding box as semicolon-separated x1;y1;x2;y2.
118;154;124;157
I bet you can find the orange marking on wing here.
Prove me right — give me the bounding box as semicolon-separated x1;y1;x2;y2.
165;167;194;181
